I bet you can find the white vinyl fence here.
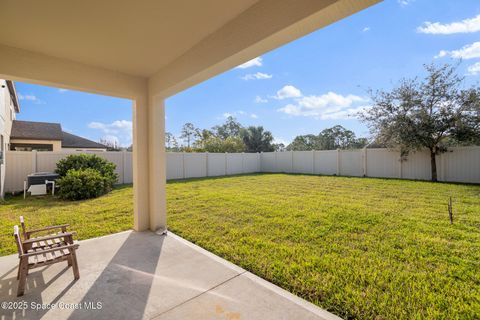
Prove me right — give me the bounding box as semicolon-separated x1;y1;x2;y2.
3;146;480;193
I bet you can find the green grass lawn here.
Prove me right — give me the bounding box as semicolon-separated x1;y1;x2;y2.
1;174;480;319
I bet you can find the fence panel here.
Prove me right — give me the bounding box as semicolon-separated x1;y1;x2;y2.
314;150;337;175
261;152;276;172
366;149;399;178
276;151;293;173
293;151;314;174
207;153;226;176
167;153;184;180
5;152;32;192
184;153;207;178
402;150;431;181
339;150;363;177
442;147;480;183
226;153;243;175
244;153;260;173
123;152;133;183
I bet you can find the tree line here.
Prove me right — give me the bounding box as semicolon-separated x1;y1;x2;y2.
166;117;370;153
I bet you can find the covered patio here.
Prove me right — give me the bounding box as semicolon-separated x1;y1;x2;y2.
0;231;341;319
0;0;380;318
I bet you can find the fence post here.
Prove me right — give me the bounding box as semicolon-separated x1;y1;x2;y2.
205;152;209;177
312;150;315;174
441;152;446;181
259;152;263;172
291;150;294;173
122;150;127;184
398;150;403;179
363;147;367;177
242;152;245;174
336;149;340;176
182;152;186;179
32;150;37;173
274;151;278;172
225;152;228;176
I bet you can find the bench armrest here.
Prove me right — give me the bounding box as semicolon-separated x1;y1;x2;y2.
22;232;76;244
25;224;69;235
22;243;79;257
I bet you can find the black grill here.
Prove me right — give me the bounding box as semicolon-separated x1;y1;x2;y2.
27;172;60;188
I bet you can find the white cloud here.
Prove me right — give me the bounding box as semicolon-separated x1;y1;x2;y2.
398;0;414;6
467;62;480;75
235;57;262;69
241;72;272;80
362;27;371;32
277;91;368;120
58;88;69;93
250;114;258;119
88;120;132;147
17;93;44;104
273;85;302;100
417;14;480;34
434;42;480;59
254;96;268;103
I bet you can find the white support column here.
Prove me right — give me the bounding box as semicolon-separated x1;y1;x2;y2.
147;95;167;232
132;96;150;231
132;94;167;232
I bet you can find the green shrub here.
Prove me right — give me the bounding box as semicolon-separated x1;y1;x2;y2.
57;168;108;200
56;154;117;189
55;154;118;200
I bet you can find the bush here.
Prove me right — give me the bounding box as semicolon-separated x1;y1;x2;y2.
56;154;117;188
55;154;118;200
57;168;108;200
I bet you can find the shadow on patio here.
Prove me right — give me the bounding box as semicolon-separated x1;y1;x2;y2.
0;231;340;320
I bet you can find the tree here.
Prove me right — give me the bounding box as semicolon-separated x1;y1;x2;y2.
286;126;367;151
202;136;245;153
240;126;275;152
212;116;243;139
274;143;286;152
193;129;214;149
360;63;480;181
180;123;198;148
318;125;363;150
286;134;320;151
165;132;179;151
99;138;121;151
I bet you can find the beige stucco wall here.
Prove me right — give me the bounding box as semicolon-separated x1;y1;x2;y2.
10;138;62;151
0;79;16;148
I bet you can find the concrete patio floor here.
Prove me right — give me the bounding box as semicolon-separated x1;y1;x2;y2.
0;231;341;320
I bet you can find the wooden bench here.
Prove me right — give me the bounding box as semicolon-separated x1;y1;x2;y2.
13;225;80;296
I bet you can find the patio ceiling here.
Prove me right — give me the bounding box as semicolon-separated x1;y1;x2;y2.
0;0;380;97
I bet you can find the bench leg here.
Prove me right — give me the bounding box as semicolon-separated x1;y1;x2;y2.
70;250;80;280
17;258;28;297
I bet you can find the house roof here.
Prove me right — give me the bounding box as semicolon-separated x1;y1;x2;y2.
11;120;63;141
61;131;106;149
10;120;106;149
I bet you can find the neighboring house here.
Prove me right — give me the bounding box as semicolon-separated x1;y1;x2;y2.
0;80;20;198
10;120;107;152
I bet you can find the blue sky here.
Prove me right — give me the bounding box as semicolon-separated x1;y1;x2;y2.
15;0;480;147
